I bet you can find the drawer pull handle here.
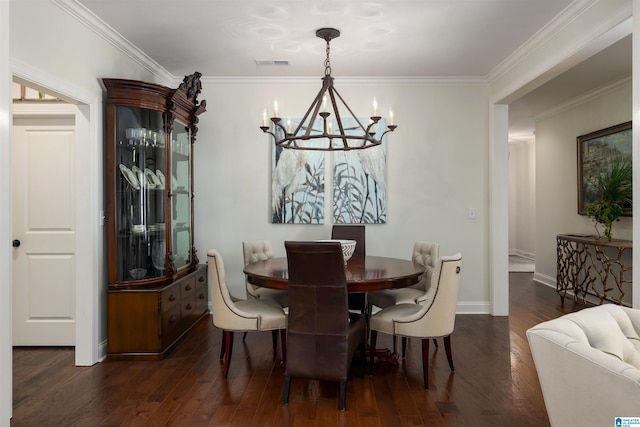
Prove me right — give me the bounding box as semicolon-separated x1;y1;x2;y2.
185;284;192;291
169;315;177;323
198;276;205;282
185;304;192;310
169;295;176;301
199;293;205;300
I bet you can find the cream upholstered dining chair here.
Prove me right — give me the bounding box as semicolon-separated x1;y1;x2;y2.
242;240;289;308
367;241;440;355
208;249;287;378
369;253;462;389
368;241;440;309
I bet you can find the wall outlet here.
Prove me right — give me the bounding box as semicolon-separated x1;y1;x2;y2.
468;208;477;220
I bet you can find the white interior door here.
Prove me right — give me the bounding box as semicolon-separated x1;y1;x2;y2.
12;114;76;346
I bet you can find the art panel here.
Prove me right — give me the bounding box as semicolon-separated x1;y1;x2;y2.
333;119;387;224
271;118;325;224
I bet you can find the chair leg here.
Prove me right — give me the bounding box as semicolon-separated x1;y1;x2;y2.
339;380;347;410
421;338;430;389
243;332;248;342
283;375;291;405
392;335;397;354
280;329;287;368
433;338;438;348
271;330;278;355
444;335;455;371
402;336;407;359
223;330;234;378
369;330;378;376
219;330;226;360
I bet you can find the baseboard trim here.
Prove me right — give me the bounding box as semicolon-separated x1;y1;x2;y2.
509;250;536;260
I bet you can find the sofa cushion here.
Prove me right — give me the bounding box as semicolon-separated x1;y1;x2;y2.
562;305;640;369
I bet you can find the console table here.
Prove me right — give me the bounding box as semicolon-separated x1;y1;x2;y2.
556;234;632;306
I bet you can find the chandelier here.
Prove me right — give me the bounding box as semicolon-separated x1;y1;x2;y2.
260;28;397;151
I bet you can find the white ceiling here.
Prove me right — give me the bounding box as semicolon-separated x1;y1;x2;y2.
76;0;576;78
73;0;631;138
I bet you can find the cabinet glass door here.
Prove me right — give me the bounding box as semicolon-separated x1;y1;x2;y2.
114;106;167;282
170;120;192;271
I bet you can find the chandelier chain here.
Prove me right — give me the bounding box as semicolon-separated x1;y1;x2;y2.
324;40;331;77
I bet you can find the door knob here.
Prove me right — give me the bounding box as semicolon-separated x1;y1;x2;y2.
12;239;21;248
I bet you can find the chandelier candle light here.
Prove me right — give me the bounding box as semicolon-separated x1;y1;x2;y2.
260;28;397;151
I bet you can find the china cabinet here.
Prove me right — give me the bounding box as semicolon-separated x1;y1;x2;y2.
104;72;208;360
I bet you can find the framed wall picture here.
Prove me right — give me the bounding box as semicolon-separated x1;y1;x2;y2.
577;121;632;215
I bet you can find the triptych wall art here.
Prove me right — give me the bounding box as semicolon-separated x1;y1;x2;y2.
271;118;387;224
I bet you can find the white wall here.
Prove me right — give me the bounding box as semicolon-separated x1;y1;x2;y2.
534;81;632;282
508;141;536;258
11;1;168;89
194;81;492;311
1;2;12;425
8;0;167;359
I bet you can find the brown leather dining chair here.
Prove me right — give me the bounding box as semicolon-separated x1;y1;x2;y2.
331;225;366;314
283;241;367;410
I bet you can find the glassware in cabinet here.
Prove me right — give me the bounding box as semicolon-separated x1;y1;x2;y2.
171;120;192;272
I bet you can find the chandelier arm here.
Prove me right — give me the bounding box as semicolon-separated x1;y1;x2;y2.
331;87;370;134
272;120;288;136
287;81;327;139
260;128;277;139
303;78;331;138
379;128;397;140
327;87;349;148
365;119;381;134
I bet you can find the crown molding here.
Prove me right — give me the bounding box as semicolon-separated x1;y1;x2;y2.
487;0;631;84
12;58;99;105
487;0;597;83
201;75;488;87
51;0;174;85
533;74;631;122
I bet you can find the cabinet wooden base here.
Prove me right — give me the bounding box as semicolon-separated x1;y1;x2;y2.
107;312;209;361
107;265;208;360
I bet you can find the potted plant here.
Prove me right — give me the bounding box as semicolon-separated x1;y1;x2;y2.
586;160;632;241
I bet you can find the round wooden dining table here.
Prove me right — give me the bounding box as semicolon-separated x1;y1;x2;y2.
243;256;426;293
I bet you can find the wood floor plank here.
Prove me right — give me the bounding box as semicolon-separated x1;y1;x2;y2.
11;274;591;426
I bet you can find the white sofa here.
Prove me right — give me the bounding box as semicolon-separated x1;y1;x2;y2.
527;304;640;427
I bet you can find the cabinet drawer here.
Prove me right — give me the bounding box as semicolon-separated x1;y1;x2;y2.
161;286;180;312
196;286;208;314
181;292;197;324
180;277;196;297
195;267;208;313
162;305;182;346
195;268;207;289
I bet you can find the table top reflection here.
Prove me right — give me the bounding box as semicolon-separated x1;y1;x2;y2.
243;256;425;293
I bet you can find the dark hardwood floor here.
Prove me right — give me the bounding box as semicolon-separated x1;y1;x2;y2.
12;274;589;426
